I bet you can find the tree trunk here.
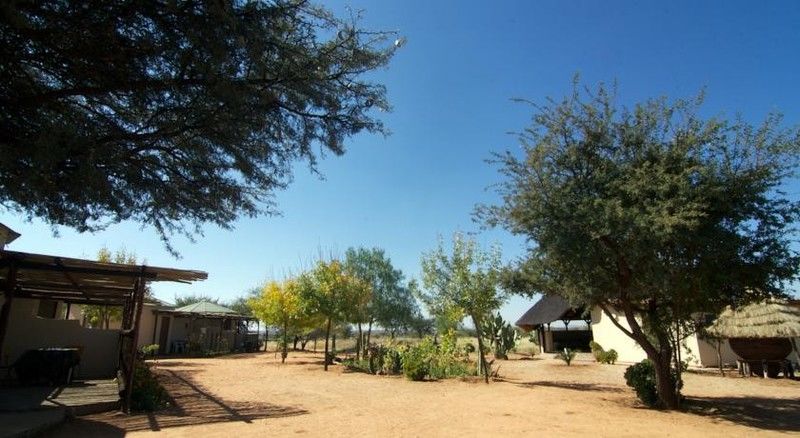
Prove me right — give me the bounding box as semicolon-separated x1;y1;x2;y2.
472;315;489;384
366;319;373;351
293;335;299;351
652;350;680;409
716;340;724;376
324;318;331;371
281;322;288;363
332;333;337;354
264;327;268;352
356;323;363;360
600;303;680;409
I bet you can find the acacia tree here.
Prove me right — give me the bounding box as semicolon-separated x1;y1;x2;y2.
0;1;398;252
249;279;304;363
300;260;371;371
479;83;800;408
344;247;420;356
419;233;504;383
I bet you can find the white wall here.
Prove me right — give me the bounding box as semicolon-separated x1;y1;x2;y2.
590;306;742;367
1;298;120;378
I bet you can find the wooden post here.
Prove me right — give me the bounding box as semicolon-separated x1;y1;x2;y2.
122;272;146;413
0;262;18;364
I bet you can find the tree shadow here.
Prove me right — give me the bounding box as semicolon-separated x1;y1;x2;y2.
53;368;307;434
506;379;626;393
685;395;800;432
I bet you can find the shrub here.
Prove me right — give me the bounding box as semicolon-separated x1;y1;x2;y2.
343;358;371;373
589;341;604;360
402;339;434;381
624;360;658;407
130;361;168;412
599;349;618;364
140;344;159;360
382;347;403;375
555;348;577;366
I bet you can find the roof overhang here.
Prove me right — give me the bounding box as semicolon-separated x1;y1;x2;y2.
0;249;207;306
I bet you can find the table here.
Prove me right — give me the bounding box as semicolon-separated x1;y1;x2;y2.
14;348;81;385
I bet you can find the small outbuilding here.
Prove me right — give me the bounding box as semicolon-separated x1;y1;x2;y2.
516;295;592;353
151;301;258;355
706;299;800;377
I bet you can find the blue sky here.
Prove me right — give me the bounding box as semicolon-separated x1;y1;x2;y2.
3;0;800;323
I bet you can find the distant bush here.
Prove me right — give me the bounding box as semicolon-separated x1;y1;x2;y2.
624;360;658;407
589;341;617;364
140;344;159;359
589;341;603;359
399;334;475;381
555;348;577;366
130;361;168;412
599;349;618;364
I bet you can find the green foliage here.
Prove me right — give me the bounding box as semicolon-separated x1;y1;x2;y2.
402;338;435;381
589;341;617;364
418;232;504;383
624;360;659;407
479;80;800;407
483;313;519;360
130;361;168;412
1;1;398;252
344;247;421;337
555;348;577;366
599;350;618;365
140;344;159;359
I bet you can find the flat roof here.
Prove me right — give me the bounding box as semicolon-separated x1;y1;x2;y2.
0;250;207;305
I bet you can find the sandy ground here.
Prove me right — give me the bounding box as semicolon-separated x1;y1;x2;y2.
49;350;800;437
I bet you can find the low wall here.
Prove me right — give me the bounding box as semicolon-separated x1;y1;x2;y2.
2;299;119;378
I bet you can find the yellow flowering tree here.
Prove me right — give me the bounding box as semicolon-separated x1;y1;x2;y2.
249;279;303;363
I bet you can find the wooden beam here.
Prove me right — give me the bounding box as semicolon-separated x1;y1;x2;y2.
0;263;19;362
10;260;158;279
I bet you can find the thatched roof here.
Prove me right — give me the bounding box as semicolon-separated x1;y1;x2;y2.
706;300;800;339
516;295;586;331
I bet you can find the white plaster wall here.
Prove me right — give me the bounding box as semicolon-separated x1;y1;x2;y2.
590;307;647;363
2;298;119;378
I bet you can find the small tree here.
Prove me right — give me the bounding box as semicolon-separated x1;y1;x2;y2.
249;280;303;363
419;233;504;383
299;260;371;371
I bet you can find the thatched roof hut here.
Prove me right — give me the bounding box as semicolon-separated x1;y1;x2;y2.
706;300;800;339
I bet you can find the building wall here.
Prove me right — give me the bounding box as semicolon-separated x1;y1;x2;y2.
1;298;120;378
590;306;741;367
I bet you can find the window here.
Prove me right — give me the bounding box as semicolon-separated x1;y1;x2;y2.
36;300;58;319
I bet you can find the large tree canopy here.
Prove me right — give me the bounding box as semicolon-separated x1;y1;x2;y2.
0;0;397;250
478;83;800;407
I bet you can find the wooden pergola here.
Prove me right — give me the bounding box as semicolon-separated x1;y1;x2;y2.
0;249;206;412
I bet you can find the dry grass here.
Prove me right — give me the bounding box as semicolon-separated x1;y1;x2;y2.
49;349;799;437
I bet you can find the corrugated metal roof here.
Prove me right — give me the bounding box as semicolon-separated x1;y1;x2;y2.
173;301;238;315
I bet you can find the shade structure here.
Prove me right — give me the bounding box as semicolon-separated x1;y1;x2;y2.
516;295;586;331
173;301;239;316
706;299;800;339
0;249;207;412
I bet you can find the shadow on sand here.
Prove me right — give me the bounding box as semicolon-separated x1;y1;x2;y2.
47;367;307;436
508;379;626;393
685;395;800;432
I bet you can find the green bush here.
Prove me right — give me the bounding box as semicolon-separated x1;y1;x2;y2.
599;349;618;364
623;360;658;407
589;341;604;360
342;358;371;373
401;339;434;381
130;361;168;412
555;348;577;366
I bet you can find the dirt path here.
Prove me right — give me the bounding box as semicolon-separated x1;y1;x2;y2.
49;351;800;437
